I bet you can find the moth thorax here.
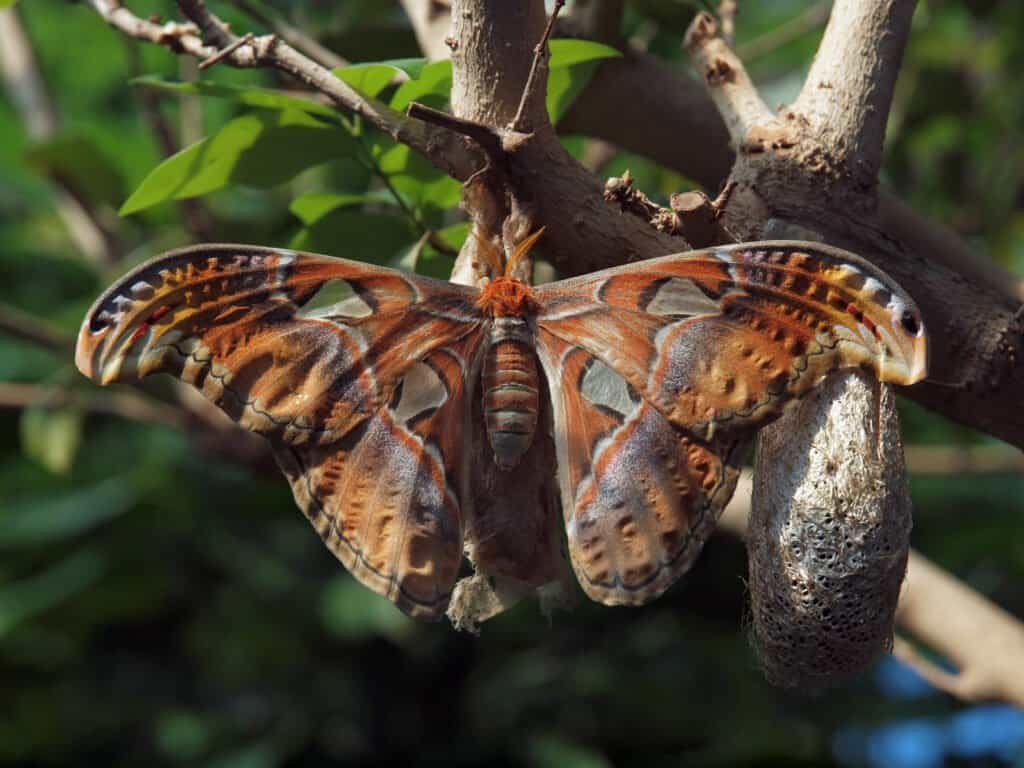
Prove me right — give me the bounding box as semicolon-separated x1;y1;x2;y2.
481;317;540;470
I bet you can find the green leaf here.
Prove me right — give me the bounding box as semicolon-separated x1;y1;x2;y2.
548;39;622;69
0;549;106;637
130;76;341;120
121;109;354;214
289;211;417;263
24;133;125;208
0;0;19;8
389;60;453;111
0;477;137;548
374;141;461;213
19;405;83;475
546;40;621;124
288;189;397;225
334;63;400;99
376;57;429;80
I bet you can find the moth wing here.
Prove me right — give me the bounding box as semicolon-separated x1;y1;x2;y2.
275;334;484;618
76;244;486;617
76;244;484;446
534;241;927;441
535;330;745;605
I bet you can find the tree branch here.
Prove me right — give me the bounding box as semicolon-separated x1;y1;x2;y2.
227;0;348;70
794;0;917;189
680;8;1024;450
895;553;1024;707
84;0;478;180
683;12;776;150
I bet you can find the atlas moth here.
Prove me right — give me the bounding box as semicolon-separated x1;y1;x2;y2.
76;235;926;618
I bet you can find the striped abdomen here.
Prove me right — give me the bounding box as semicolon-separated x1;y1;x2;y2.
481;317;540;469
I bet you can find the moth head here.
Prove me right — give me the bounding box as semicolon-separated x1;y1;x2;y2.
476;276;538;317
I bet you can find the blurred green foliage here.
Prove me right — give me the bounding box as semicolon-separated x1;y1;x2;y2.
1;1;1022;766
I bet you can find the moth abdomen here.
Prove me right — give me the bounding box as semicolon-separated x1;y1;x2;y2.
481;318;540;470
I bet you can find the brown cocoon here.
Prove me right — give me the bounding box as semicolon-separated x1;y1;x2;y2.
748;369;912;687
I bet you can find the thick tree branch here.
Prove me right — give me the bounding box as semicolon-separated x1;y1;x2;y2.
689;1;913;688
680;9;1024;450
794;0;917;189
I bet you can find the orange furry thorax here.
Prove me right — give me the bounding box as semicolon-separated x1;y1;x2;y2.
476;277;538;317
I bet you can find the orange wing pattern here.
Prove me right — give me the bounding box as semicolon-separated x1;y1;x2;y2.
535;332;745;605
536;241;926;439
76;240;928;617
534;241;926;605
76;245;485;618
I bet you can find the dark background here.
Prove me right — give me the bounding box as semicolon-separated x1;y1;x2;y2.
1;1;1023;766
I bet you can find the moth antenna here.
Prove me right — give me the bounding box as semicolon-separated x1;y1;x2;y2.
472;229;505;279
505;227;546;278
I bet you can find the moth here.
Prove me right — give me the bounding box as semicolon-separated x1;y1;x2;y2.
75;238;927;619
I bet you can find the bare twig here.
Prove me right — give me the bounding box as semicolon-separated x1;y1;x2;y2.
717;0;738;47
683;12;776;149
85;0;478;180
510;0;565;133
198;31;255;70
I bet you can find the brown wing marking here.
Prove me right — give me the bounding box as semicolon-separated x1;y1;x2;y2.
534;241;927;441
535;330;744;606
76;244;483;446
275;335;483;619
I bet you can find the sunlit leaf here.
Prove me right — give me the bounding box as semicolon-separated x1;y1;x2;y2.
389;59;453;111
546;39;622;124
288;189;398;225
548;39;622;69
373;140;461;213
121;109;354;214
334;63;401;99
